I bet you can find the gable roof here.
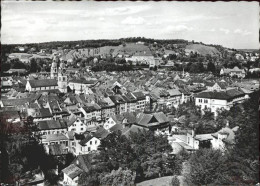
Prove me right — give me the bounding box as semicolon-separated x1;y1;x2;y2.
62;164;83;179
1;98;32;107
72;154;93;173
37;119;67;130
195;91;231;100
79;134;97;146
93;127;109;139
28;79;58;88
136;112;169;127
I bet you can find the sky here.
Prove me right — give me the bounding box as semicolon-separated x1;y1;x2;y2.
1;1;259;49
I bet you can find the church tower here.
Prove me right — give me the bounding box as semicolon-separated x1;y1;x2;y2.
51;56;58;79
58;61;68;93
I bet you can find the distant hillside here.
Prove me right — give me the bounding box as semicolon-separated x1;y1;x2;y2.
237;49;259;53
185;44;221;56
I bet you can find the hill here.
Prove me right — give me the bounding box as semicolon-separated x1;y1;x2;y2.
185;44;221;56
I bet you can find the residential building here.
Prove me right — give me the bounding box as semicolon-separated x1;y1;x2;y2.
195;88;247;116
75;135;100;155
36;119;68;135
109;95;127;115
220;66;246;78
135;112;170;131
62;164;83;185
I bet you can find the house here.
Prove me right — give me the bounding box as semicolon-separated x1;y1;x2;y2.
170;124;237;154
135;112;170;131
62;164;83;185
75;134;101;155
0;98;32;111
212;125;238;151
195;88;247;116
103;115;120;131
27;108;53;121
206;82;228;92
26;79;58;92
62;154;93;185
220;66;246;78
36;119;68;135
97;97;116;120
166;89;182;108
46;100;69;118
80;104;102;122
130;52;154;65
41;133;70;148
132;91;146;112
109;95;127;115
122;93;137;113
66;115;87;134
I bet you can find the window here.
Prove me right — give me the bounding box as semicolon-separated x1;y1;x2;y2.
204;99;208;103
88;147;91;151
72;142;75;146
90;141;92;145
81;128;83;131
95;140;97;144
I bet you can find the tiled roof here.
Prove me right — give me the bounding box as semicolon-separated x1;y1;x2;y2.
28;79;58;88
42;133;68;142
82;104;101;113
136;112;169;127
79;134;95;146
73;154;93;173
1;98;32;107
195;91;231;100
122;125;147;138
93;127;109;139
109;123;123;133
167;89;182;97
37;119;67;130
62;164;83;179
132;91;146;100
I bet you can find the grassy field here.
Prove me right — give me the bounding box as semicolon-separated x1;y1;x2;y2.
9;53;52;59
185;44;221;56
136;176;174;186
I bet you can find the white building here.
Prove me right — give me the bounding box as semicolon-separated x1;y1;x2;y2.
220;66;246;78
26;79;58;92
195;88;247;116
62;164;83;185
68;79;96;94
75;135;101;155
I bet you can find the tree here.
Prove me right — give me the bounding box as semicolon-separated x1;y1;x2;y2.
30;58;38;73
184;149;231;185
100;168;136;186
207;61;216;73
79;129;178;185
